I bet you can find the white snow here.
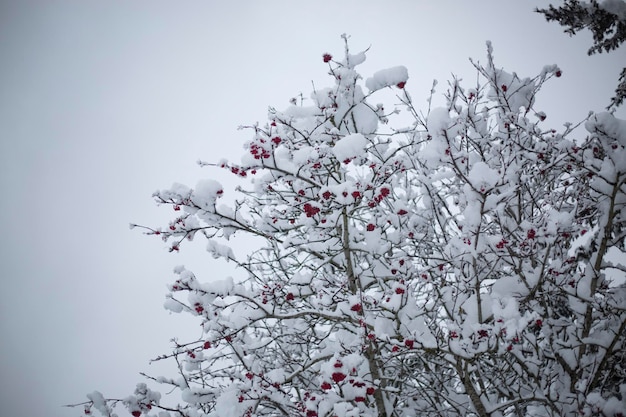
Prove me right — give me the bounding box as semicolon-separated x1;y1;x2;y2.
489;68;537;112
191;179;223;209
332;133;368;161
365;66;408;91
164;296;184;313
86;391;109;416
345;51;367;68
293;146;318;165
586;112;626;147
206;240;235;260
350;102;379;134
467;161;499;189
427;107;451;134
199;276;234;295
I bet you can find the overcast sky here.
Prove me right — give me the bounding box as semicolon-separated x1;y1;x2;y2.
0;1;624;417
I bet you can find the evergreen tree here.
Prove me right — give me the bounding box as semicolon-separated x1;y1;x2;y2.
536;0;626;109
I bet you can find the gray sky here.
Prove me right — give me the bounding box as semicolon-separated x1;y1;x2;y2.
0;1;624;417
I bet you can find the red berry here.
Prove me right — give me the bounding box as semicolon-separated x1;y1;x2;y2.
203;341;211;349
303;203;320;217
132;412;141;417
366;387;375;395
501;84;508;92
334;361;343;368
404;339;414;349
350;303;362;312
323;53;332;63
397;209;408;215
331;372;346;383
527;229;536;239
355;396;366;402
366;223;375;232
555;70;562;77
391;345;399;352
321;382;332;390
396;81;406;89
245;372;254;380
286;292;295;301
395;287;405;294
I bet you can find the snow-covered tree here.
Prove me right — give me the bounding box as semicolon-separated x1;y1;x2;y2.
536;0;626;109
74;36;626;417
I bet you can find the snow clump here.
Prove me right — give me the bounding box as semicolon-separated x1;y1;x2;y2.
365;66;409;91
